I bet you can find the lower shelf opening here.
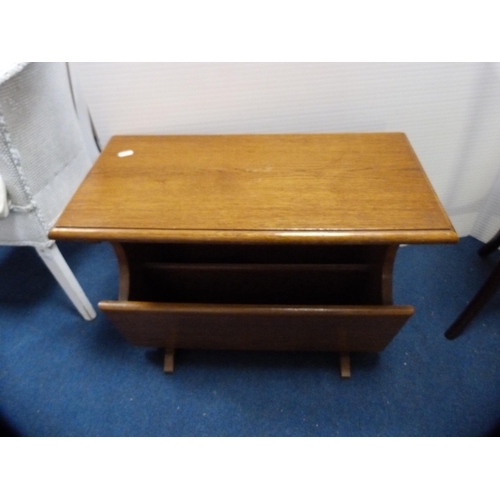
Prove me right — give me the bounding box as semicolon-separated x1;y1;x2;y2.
130;262;381;306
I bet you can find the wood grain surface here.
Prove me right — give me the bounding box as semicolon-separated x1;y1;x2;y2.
100;301;414;352
50;134;457;244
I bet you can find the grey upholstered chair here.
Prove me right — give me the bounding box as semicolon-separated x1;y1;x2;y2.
0;62;98;320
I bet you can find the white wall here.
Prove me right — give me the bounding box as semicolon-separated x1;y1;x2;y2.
71;62;500;240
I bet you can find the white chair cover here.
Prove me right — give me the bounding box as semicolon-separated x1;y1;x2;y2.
0;62;97;320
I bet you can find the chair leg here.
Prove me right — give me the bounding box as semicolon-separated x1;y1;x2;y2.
445;260;500;340
36;244;97;321
478;229;500;256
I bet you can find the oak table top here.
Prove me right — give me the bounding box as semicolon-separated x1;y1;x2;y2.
50;133;457;245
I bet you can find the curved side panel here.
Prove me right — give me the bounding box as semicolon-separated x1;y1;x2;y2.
112;243;130;301
381;244;399;305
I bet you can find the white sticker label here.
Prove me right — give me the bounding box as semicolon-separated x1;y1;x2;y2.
117;150;134;157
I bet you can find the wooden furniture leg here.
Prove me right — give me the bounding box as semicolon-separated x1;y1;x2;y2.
445;260;500;340
478;229;500;257
340;353;351;378
164;349;175;374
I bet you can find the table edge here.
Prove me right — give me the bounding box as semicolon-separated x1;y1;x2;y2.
49;227;459;245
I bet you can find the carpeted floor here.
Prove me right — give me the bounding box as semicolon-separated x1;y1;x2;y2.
1;236;499;436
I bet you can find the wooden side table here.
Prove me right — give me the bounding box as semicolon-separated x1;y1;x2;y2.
50;134;457;376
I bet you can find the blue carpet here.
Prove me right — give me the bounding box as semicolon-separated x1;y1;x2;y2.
1;237;499;436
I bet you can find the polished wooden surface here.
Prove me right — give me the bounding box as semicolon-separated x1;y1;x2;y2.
100;301;414;352
101;242;411;357
51;134;457;245
49;133;457;373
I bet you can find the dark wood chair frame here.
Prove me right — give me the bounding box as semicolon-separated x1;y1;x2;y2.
445;229;500;340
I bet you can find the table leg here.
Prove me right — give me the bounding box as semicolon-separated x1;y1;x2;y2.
340;353;351;378
164;349;175;373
